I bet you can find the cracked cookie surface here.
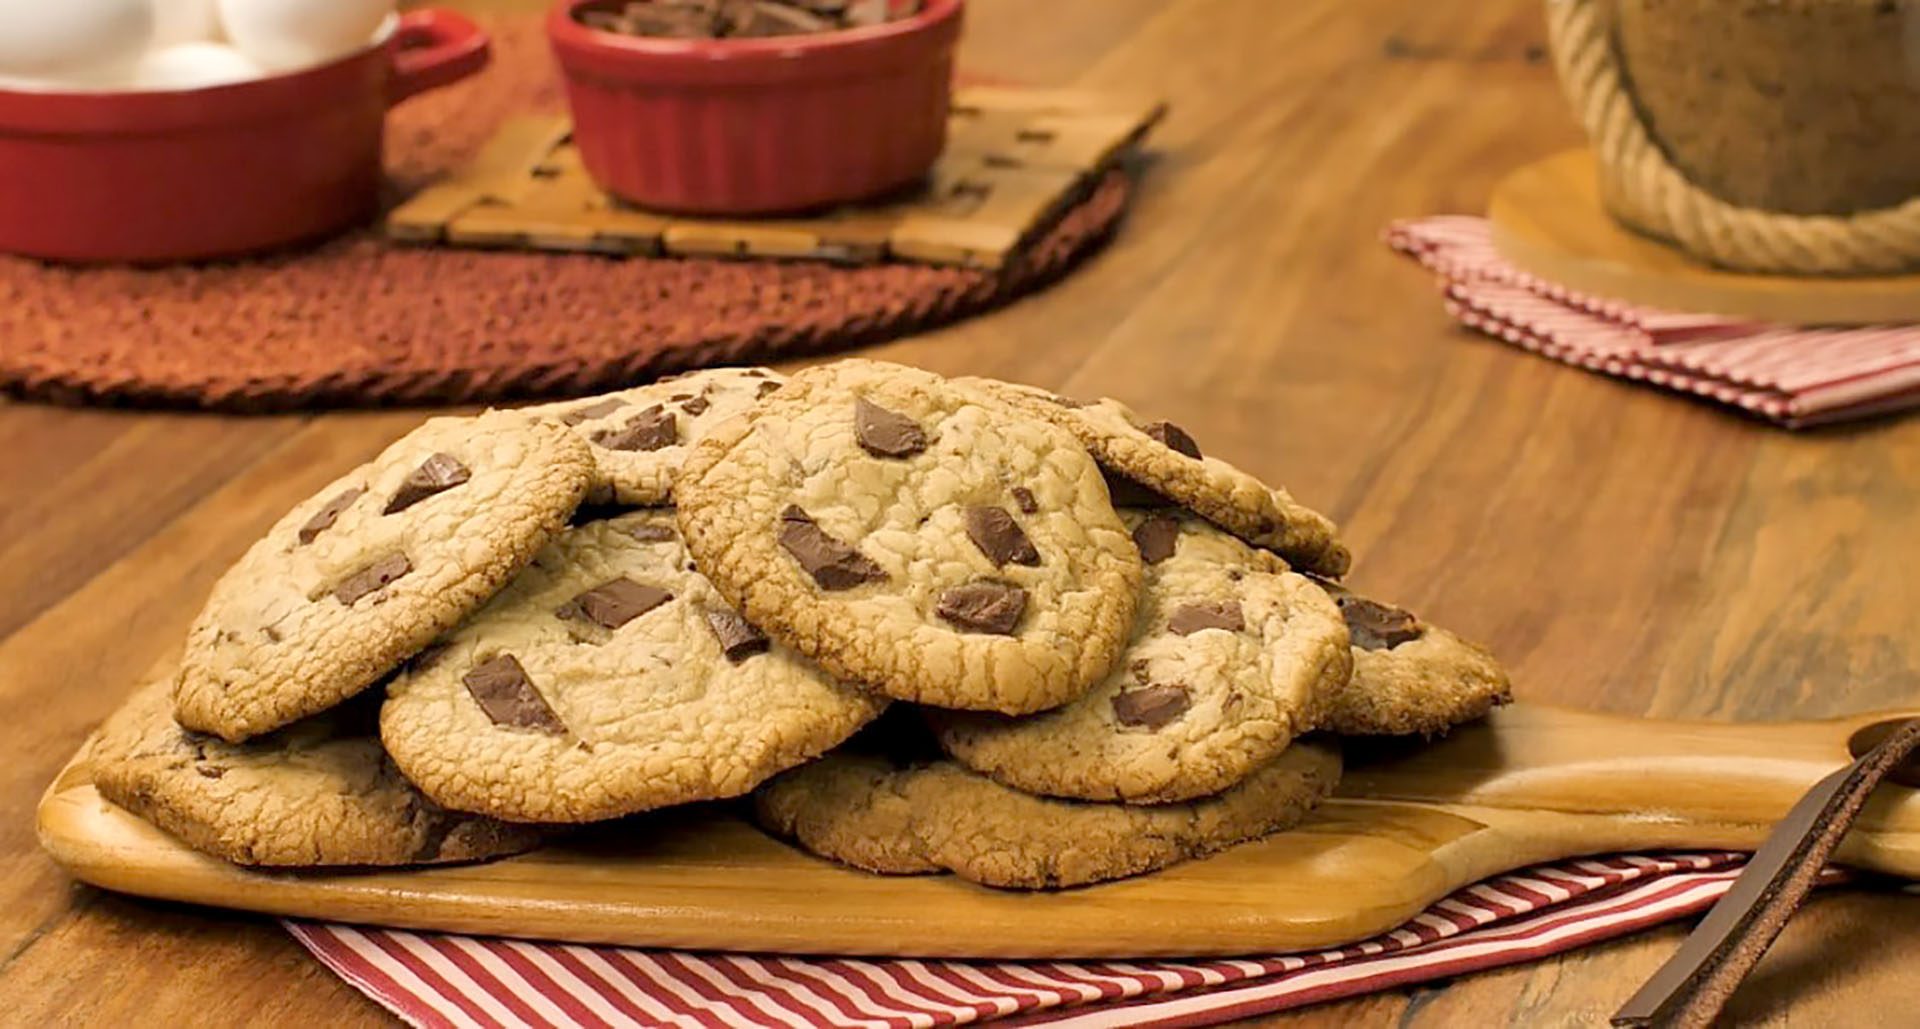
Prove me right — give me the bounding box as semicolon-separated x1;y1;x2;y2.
93;665;540;867
380;510;886;823
520;367;788;505
962;378;1351;577
930;511;1351;803
175;411;594;742
1312;578;1512;736
675;360;1143;714
753;732;1341;889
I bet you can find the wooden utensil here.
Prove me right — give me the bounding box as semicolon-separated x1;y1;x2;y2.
37;703;1920;959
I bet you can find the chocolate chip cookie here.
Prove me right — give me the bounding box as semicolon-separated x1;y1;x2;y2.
929;511;1351;803
963;378;1351;577
675;360;1143;714
1311;578;1512;736
93;665;540;867
380;510;886;823
174;412;594;742
522;367;787;506
753;732;1342;889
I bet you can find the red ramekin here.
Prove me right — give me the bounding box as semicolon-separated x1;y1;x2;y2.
0;10;490;264
549;0;964;215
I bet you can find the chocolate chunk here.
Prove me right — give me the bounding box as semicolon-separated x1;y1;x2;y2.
1131;514;1180;563
756;381;782;398
411;811;457;863
463;654;566;734
936;581;1028;635
625;522;677;543
384;453;471;514
778;505;887;589
1010;486;1038;514
1168;601;1245;636
1339;595;1422;650
1102;468;1175;508
854;397;928;458
612;1;718;36
705;607;770;662
556;578;672;630
333;553;412;606
680;395;711;416
407;642;451;675
196;765;226;779
1142;421;1202;460
560;397;626;425
591;405;678;452
578;0;903;38
730;0;833;36
298;487;365;545
1113;684;1192;729
964;506;1040;567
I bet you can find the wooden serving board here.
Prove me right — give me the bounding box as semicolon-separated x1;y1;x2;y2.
1488;149;1920;325
37;703;1920;959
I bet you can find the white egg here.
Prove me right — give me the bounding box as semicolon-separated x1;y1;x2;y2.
152;0;223;47
217;0;393;72
0;0;153;78
130;42;265;90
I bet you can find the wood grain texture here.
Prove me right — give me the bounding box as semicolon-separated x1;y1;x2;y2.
33;704;1920;957
4;0;1919;1024
1491;150;1920;325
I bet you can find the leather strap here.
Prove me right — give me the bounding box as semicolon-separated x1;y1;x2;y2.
1613;717;1920;1028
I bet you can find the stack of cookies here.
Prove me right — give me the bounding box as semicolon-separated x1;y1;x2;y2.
88;360;1509;887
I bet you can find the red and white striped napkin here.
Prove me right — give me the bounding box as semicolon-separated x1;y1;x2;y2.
284;851;1792;1028
1387;216;1920;427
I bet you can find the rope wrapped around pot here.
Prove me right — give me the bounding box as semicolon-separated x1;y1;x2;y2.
1545;0;1920;275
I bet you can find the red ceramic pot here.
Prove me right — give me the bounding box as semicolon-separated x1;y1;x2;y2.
0;11;490;264
549;0;963;215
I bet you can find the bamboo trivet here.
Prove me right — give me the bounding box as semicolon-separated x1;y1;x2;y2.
386;87;1164;269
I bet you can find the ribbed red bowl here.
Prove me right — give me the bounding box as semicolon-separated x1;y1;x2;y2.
0;10;489;263
548;0;963;215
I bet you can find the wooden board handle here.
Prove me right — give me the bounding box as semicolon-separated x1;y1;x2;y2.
1340;705;1920;878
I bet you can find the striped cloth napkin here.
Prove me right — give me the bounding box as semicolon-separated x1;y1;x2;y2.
1387;217;1920;427
285;851;1769;1028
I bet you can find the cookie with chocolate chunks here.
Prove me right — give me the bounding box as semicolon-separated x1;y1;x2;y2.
95;660;540;867
381;510;883;823
175;412;594;742
1309;577;1513;737
676;360;1142;714
520;367;788;505
752;726;1341;889
930;511;1350;803
961;377;1351;577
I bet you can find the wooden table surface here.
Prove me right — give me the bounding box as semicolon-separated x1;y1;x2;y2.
4;0;1917;1025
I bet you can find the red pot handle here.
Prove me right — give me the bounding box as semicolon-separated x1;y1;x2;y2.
388;9;491;106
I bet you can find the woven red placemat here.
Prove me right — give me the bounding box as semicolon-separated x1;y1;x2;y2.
0;14;1133;412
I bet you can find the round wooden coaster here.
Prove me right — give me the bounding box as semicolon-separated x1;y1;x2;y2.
1488;149;1920;326
0;15;1133;412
